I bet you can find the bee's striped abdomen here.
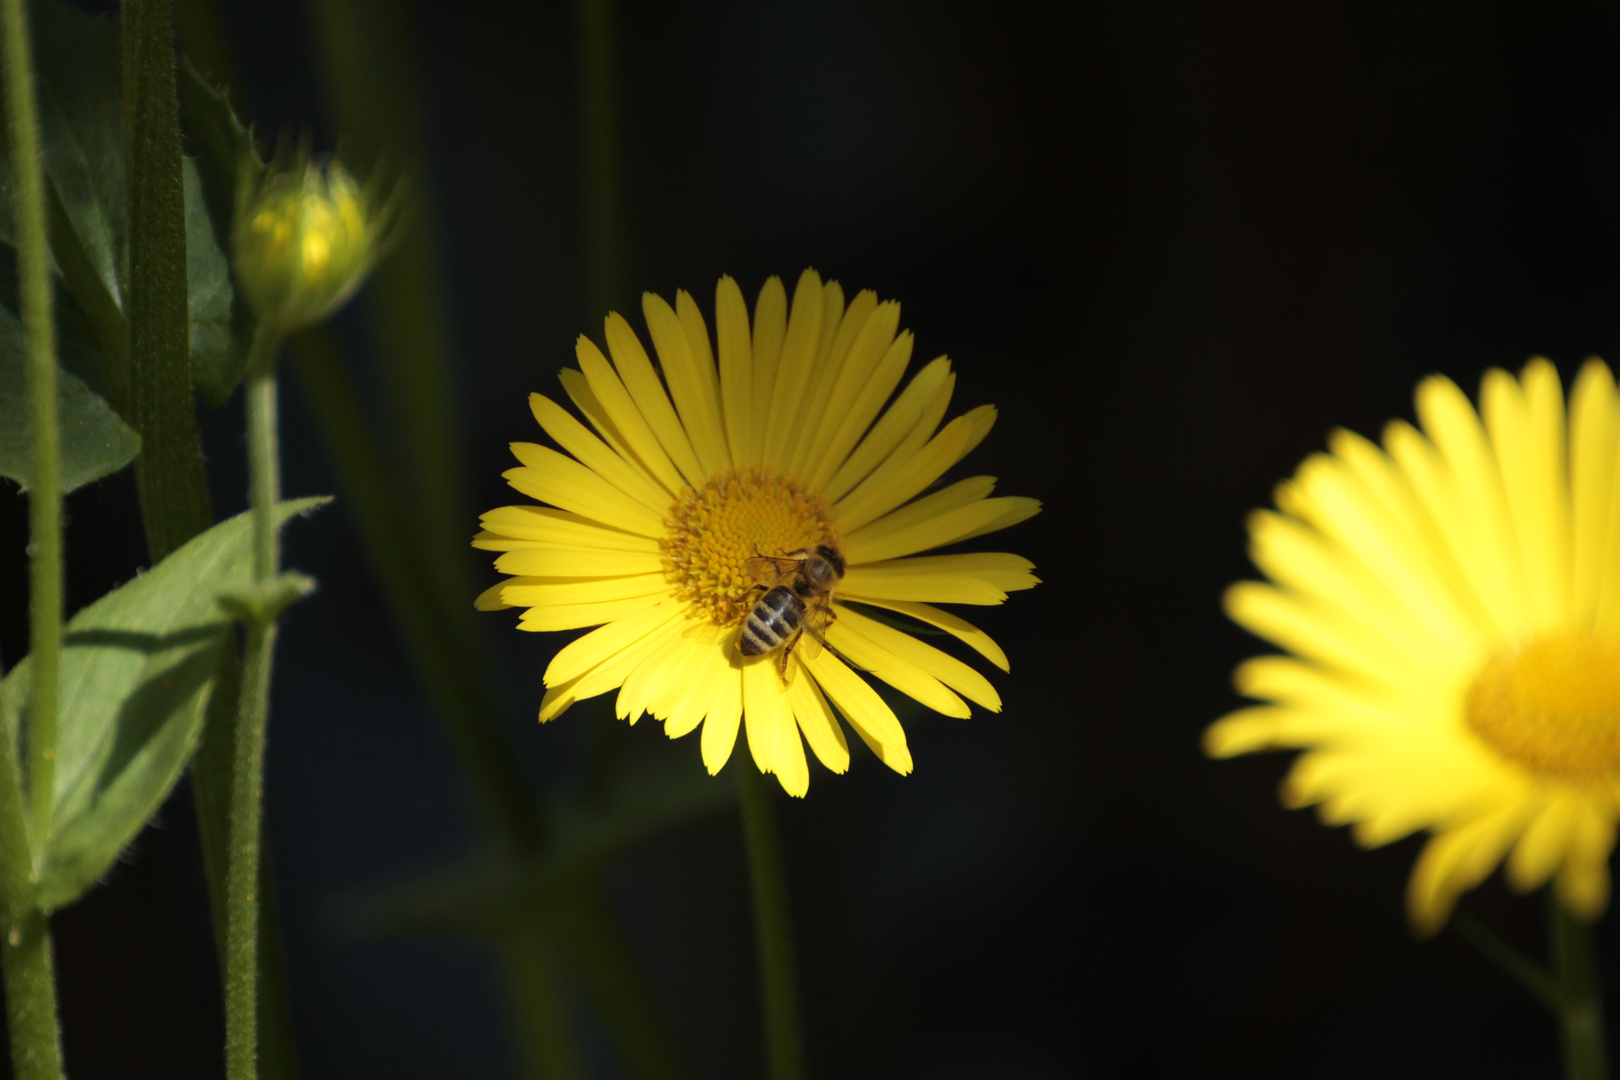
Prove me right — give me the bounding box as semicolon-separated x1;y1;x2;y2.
740;585;805;656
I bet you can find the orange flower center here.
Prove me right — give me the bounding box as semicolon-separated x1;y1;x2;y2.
661;467;840;626
1466;630;1620;779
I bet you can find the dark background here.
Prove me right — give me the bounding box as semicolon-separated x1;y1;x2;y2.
5;1;1620;1076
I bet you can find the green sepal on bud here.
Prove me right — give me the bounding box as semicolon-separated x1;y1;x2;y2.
231;144;400;332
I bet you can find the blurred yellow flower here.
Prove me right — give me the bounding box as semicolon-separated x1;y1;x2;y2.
232;154;393;331
1208;358;1620;933
475;270;1040;796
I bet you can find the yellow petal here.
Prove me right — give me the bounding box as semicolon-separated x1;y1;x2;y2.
502;574;669;607
1411;376;1531;632
1505;787;1576;893
494;546;664;577
846;492;1024;565
573;336;687;495
715;275;759;466
543;601;685;685
833;374;957;527
822;353;946;503
789;669;849;774
644;292;730;478
478;505;660;554
517;596;661;632
806;315;909;493
528;394;671;513
1556;797;1615;919
842;552;1038;605
503;443;665;536
762;269;826;467
750;277;787;457
474;580;510;611
743;660;808;795
839;598;1009;670
1406;797;1536;935
1480;361;1569;632
1569;361;1620;629
700;660;745;774
832;605;1001;711
804;651;911;774
604;311;706;487
951;496;1042;547
539;621;677;722
788;288;879;477
826;617;969;718
617;628;692;722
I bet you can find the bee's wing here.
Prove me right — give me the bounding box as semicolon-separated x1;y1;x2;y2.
795;596;835;664
743;554;798;586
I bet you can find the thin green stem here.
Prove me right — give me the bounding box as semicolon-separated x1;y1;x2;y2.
225;327;284;1080
1;910;64;1080
1551;897;1608;1080
736;766;806;1080
1;3;66;1077
246;325;283;580
1452;907;1561;1012
3;0;59;867
124;0;214;564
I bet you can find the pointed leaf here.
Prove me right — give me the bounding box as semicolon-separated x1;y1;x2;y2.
0;303;139;492
1;497;328;910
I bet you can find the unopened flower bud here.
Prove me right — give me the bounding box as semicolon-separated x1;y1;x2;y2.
233;154;394;331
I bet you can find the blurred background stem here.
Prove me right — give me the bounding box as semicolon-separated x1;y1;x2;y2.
737;766;806;1080
1551;898;1607;1080
1;0;66;1072
576;0;626;320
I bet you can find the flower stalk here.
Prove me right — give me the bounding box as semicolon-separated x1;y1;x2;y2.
737;764;806;1080
1551;898;1607;1080
223;321;286;1080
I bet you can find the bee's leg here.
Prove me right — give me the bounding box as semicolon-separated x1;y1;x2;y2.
777;628;800;678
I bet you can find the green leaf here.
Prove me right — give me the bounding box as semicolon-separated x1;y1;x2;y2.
184;156;254;405
0;497;329;910
0;0;258;407
0;303;139;492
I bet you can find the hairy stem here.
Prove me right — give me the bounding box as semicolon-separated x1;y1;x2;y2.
225;326;284;1080
124;0;213;563
1;0;67;1074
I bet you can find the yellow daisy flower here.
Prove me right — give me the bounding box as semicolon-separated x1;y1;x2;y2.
475;270;1040;796
1207;358;1620;933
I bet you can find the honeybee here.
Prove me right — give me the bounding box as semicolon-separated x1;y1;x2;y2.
738;544;846;676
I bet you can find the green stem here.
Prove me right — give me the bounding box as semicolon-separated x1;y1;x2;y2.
502;921;584;1080
1551;897;1608;1080
1;910;64;1080
3;0;59;866
736;766;806;1080
225;327;284;1080
1;3;66;1077
1452;907;1562;1012
246;325;282;580
124;0;214;564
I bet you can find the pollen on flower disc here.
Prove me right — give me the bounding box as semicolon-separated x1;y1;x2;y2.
1466;631;1620;780
661;467;841;626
